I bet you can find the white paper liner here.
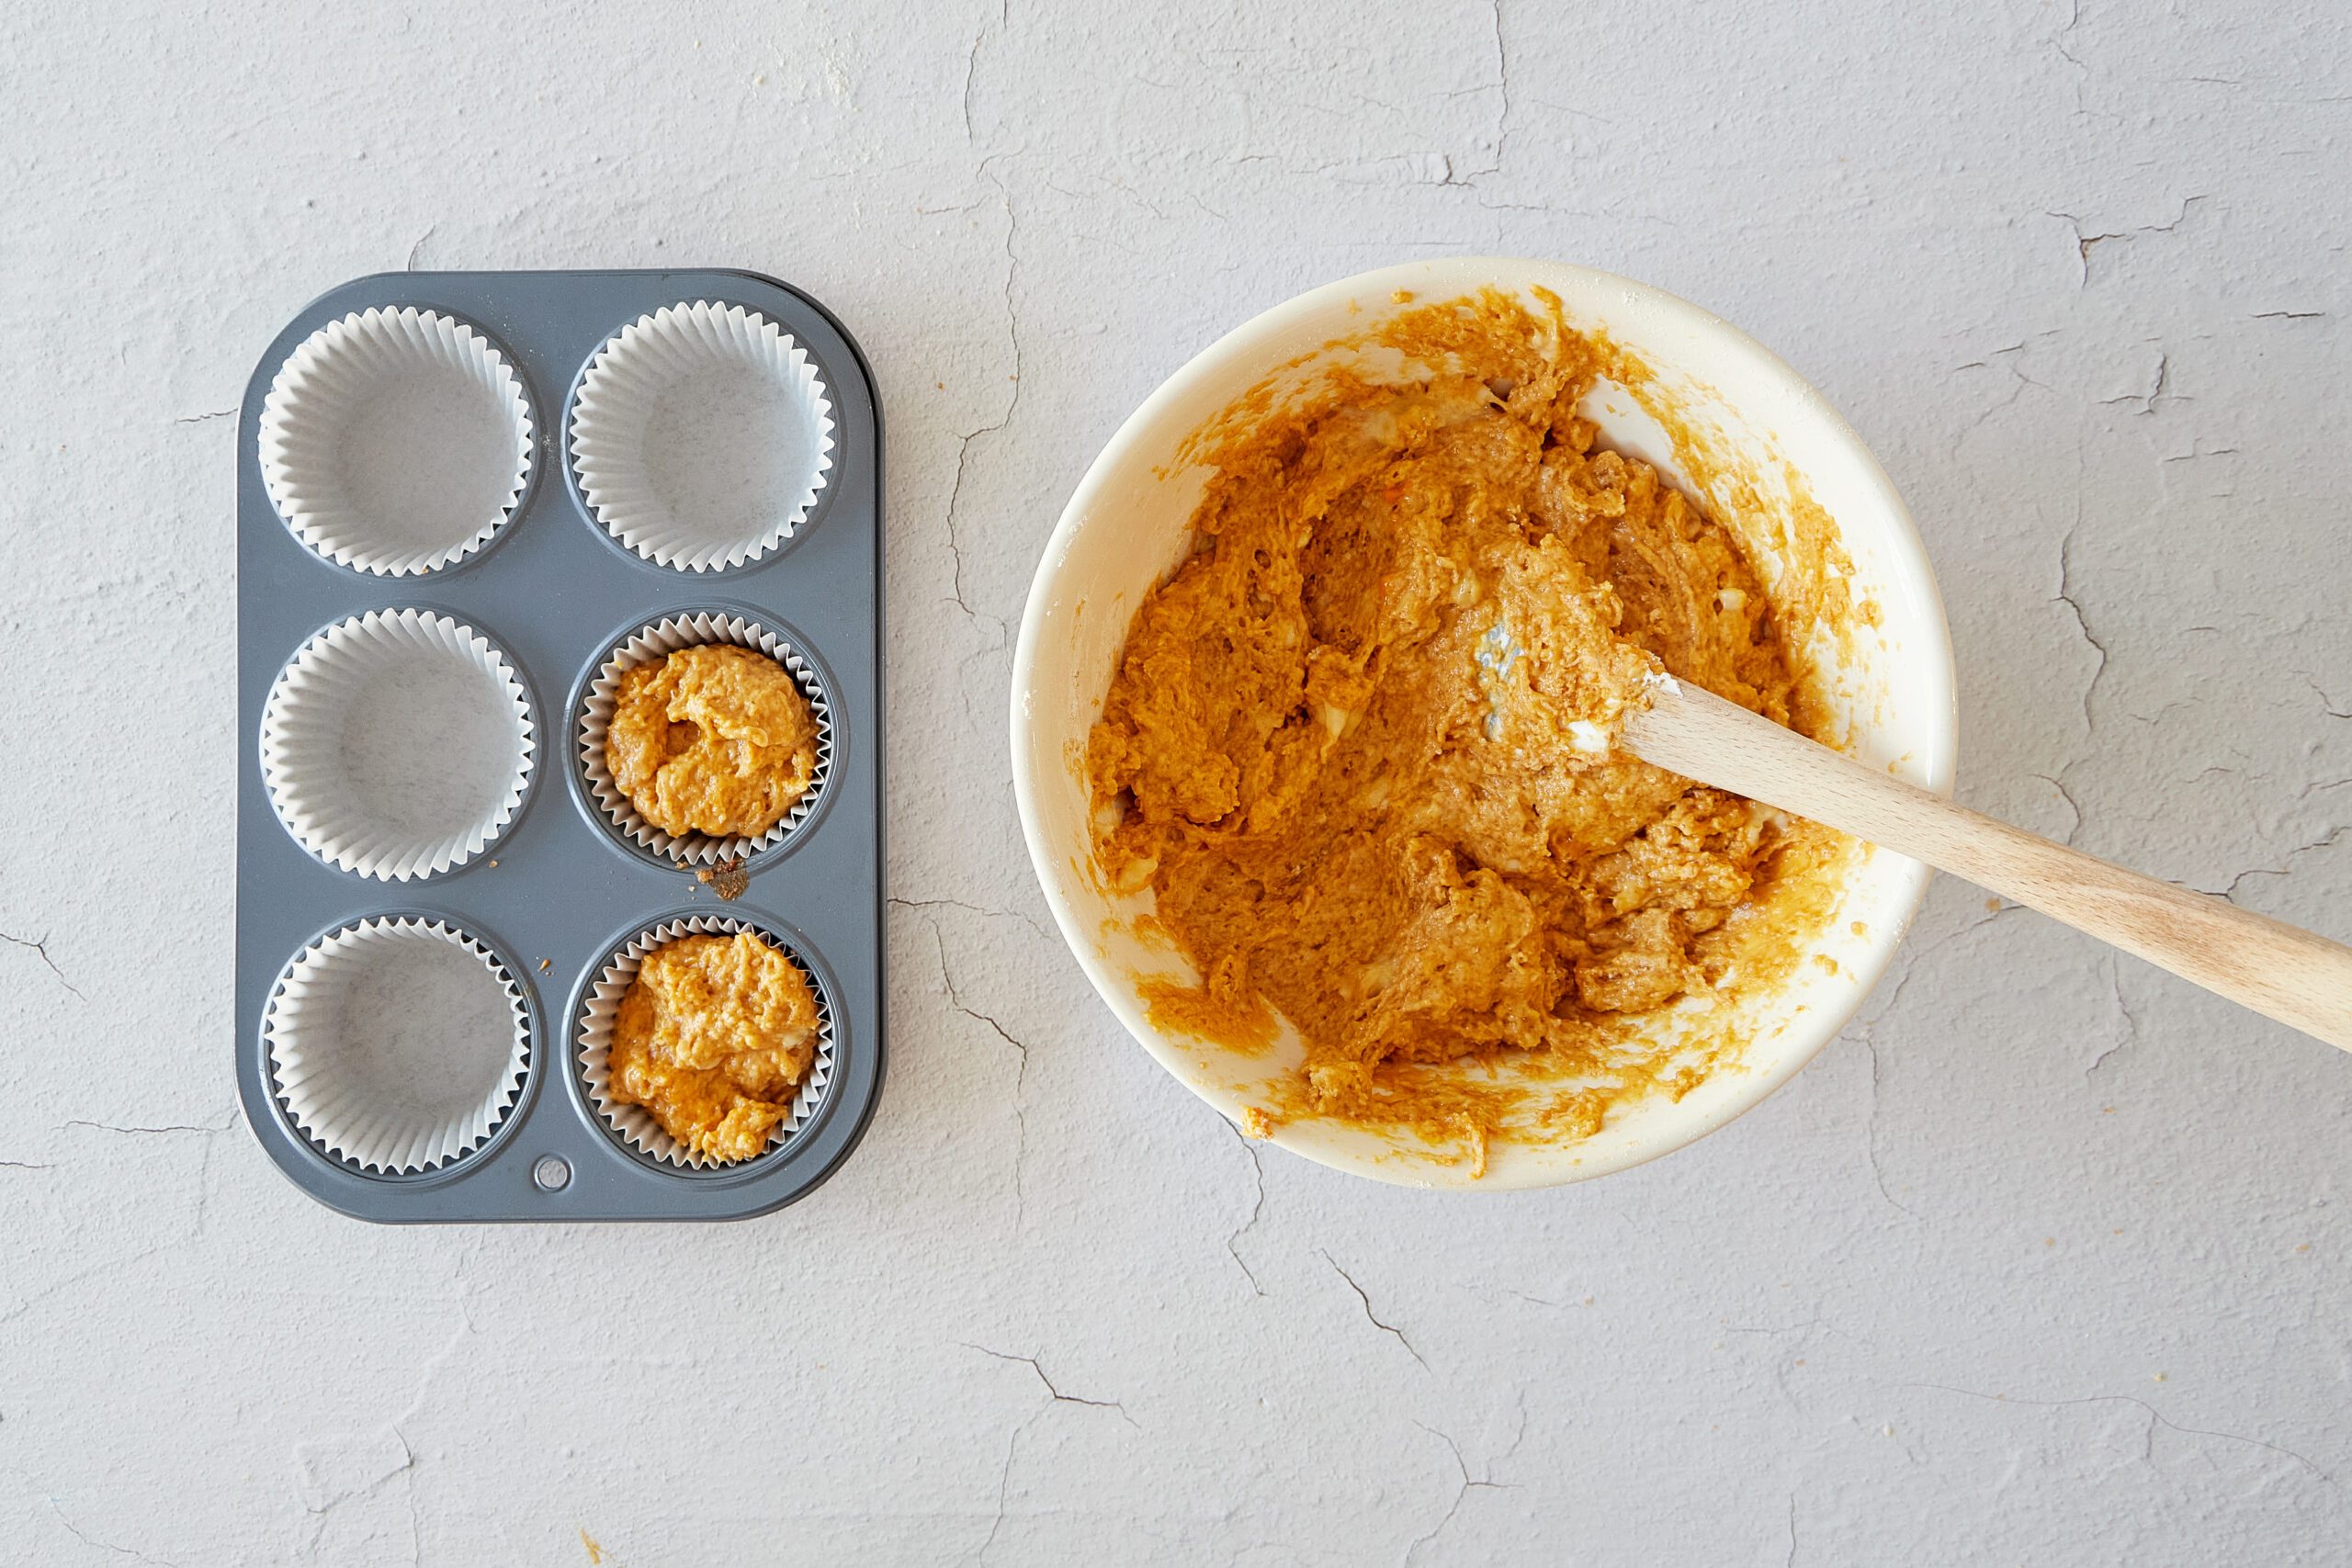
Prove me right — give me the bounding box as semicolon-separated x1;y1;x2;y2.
266;918;530;1176
578;915;837;1169
259;307;536;576
568;300;837;571
263;609;537;881
576;611;833;866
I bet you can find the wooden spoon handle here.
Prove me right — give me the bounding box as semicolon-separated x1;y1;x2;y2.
1623;677;2352;1054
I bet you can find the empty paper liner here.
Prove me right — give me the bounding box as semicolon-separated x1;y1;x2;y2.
261;608;536;882
259;306;535;576
570;300;836;572
265;917;530;1176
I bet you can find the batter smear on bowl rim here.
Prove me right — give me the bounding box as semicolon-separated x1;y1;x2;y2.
1085;289;1859;1172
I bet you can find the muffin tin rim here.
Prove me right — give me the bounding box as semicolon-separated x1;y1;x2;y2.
564;907;849;1184
260;908;547;1186
565;602;848;873
257;603;550;884
559;299;848;578
258;305;548;582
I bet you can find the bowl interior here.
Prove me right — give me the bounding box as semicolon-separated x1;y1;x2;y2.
1012;257;1956;1189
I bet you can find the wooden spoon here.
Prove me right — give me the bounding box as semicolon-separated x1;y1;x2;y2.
1622;674;2352;1053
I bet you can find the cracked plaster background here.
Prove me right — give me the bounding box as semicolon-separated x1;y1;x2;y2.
3;0;2350;1562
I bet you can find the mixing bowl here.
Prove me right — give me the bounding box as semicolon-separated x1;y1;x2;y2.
1011;257;1956;1189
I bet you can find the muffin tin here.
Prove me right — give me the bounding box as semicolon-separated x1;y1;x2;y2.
234;270;884;1221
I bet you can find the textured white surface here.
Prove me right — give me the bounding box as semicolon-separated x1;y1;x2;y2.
3;1;2348;1562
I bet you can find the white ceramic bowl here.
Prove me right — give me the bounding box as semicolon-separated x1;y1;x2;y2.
1011;257;1956;1190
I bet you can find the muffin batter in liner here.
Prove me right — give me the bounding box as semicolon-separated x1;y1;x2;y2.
265;917;530;1176
577;611;833;866
259;306;535;576
263;608;537;881
577;914;837;1169
569;299;836;571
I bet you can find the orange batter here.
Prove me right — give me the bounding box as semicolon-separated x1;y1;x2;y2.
1087;289;1848;1151
608;931;820;1162
606;644;818;838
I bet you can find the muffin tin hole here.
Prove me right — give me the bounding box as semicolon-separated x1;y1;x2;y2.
574;609;835;868
259;307;535;577
266;917;531;1177
569;301;837;572
263;609;537;881
575;914;838;1173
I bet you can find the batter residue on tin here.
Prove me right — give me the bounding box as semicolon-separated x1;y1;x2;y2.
608;931;820;1162
1084;288;1854;1165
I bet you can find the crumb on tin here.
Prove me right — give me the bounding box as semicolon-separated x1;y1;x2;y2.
698;858;752;901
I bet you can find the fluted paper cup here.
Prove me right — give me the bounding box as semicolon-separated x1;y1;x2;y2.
263;609;537;881
569;300;836;571
265;917;530;1175
259;307;536;576
576;611;832;867
577;915;837;1169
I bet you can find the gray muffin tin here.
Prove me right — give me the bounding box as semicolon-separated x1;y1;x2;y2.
234;269;884;1222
